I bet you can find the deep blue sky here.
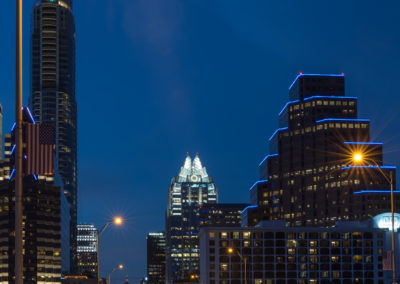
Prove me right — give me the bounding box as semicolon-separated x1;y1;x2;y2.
1;0;400;282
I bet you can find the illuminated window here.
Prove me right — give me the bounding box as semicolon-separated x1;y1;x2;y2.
331;256;339;263
309;249;317;255
333;271;340;278
353;255;362;263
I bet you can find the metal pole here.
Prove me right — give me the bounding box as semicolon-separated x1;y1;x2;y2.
244;257;247;284
98;221;111;283
15;0;23;283
108;267;116;284
390;171;396;283
96;231;100;282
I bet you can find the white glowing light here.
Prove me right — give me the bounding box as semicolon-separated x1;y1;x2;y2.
374;213;400;231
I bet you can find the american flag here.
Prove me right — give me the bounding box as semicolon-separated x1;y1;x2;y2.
383;250;393;271
25;123;54;175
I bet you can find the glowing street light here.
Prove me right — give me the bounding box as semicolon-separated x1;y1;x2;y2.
114;217;123;225
227;248;247;284
97;217;124;280
108;264;124;284
351;151;396;283
353;152;363;163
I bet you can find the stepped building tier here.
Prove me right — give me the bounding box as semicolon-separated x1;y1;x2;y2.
244;73;397;227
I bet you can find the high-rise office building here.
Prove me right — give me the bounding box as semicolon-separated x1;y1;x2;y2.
77;224;98;278
199;203;249;227
165;153;218;283
29;0;78;270
0;108;62;283
147;232;166;284
245;73;397;227
200;215;399;284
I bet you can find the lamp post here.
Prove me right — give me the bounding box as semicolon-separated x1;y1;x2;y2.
107;264;123;284
97;217;123;281
227;248;247;284
352;152;396;283
15;0;23;283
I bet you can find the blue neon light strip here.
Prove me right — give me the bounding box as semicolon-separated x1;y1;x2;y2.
11;123;16;131
269;127;288;141
344;142;383;145
278;100;299;116
242;205;258;213
354;190;400;195
341;166;397;170
259;154;279;166
33;174;38;181
303;95;358;101
25;107;36;124
249;180;268;191
10;145;16;155
277;95;358;118
288;73;344;90
278;96;358;117
316;118;370;124
9;169;15;180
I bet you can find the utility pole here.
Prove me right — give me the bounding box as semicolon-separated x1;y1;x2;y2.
15;0;24;283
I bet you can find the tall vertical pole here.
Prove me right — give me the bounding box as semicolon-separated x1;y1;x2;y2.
96;231;100;281
15;0;24;283
390;171;396;283
244;257;247;284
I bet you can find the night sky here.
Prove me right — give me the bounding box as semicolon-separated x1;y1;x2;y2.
1;0;400;282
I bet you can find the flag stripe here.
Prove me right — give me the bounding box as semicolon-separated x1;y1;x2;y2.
25;123;54;176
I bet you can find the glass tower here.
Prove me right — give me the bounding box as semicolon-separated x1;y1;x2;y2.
29;0;77;270
246;73;397;227
165;154;218;283
147;232;166;284
77;224;98;278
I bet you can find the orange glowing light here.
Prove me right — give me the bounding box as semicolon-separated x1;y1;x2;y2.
353;152;363;163
114;217;123;225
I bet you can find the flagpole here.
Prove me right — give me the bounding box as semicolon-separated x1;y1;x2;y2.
15;0;24;283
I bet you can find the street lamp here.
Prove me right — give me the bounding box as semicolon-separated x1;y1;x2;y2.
227;248;247;284
352;152;396;283
107;264;124;284
97;217;123;280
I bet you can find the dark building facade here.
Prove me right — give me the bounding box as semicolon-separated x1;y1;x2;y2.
200;215;400;284
245;73;397;227
76;224;98;278
29;0;77;270
147;232;165;284
165;154;218;283
199;203;249;227
0;108;62;283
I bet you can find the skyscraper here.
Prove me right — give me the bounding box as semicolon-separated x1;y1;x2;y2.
29;0;77;270
77;224;98;278
165;154;218;283
147;232;165;284
245;73;397;227
0;108;62;283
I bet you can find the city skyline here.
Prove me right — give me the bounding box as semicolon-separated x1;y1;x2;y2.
1;0;400;281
